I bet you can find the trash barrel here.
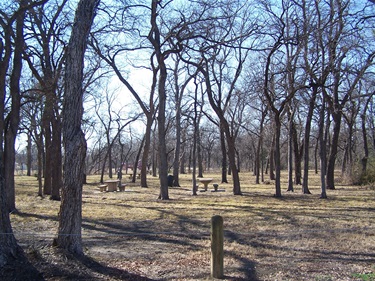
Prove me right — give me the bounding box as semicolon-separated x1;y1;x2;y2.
167;175;174;187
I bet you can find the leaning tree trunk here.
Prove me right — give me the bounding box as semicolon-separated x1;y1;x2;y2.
220;119;241;195
132;137;144;183
56;0;99;255
141;115;153;187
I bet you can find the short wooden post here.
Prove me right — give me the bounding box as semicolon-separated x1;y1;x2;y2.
211;215;224;279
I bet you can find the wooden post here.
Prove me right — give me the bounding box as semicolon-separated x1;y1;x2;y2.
211;215;224;279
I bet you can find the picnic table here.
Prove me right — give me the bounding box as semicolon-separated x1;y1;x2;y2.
104;180;119;192
198;178;213;191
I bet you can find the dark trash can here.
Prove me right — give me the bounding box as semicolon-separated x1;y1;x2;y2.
167;175;174;187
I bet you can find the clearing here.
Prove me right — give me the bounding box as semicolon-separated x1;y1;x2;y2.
6;172;375;280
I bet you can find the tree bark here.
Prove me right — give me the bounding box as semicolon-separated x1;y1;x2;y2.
141;115;153;187
197;121;204;178
274;114;282;198
148;0;169;200
287;109;294;192
56;0;99;255
4;0;27;212
292;121;302;185
360;97;372;175
319;96;327;199
0;2;44;276
269;134;275;181
27;133;32;176
42;97;53;195
302;85;317;194
255;109;266;184
50;111;62;200
219;123;228;183
326;111;341;190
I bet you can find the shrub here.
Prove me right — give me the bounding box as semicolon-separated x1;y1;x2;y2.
351;157;375;186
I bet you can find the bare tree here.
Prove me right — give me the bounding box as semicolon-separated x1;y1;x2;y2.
170;57;195;187
23;0;69;200
55;0;99;255
0;0;48;276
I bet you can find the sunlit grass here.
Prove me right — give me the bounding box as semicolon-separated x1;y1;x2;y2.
12;170;375;280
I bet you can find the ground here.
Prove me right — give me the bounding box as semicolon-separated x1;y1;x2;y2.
3;172;375;280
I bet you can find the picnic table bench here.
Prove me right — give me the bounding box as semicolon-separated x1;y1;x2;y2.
98;184;107;192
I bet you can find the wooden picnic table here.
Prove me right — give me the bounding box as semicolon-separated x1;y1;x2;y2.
198;178;213;191
104;180;119;192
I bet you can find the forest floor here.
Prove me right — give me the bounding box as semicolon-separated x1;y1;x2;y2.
5;171;375;280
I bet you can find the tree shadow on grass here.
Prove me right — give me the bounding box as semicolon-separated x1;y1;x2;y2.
76;254;156;280
1;246;44;281
24;245;156;281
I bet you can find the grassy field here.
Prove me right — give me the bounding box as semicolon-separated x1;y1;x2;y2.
11;171;375;280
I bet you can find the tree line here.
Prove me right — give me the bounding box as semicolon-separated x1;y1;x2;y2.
1;0;375;272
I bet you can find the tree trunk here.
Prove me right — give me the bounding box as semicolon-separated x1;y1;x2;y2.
27;133;32;176
269;134;275;181
319;96;327;199
274;114;282;198
172;110;181;186
219;124;228;183
0;2;42;277
56;0;99;255
227;132;242;195
156;61;169;199
0;0;19;240
360;97;371;175
302;85;317;194
197;124;204;178
314;138;318;174
287;108;294;192
255;110;266;184
148;0;169;200
292;121;302;184
132;136;144;183
326;111;342;190
141;115;153;187
50;112;62;200
4;1;26;212
108;138;113;178
192;85;199;196
42;100;53;195
180;126;187;174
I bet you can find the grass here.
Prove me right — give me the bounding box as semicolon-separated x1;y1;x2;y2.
11;171;375;280
352;267;375;281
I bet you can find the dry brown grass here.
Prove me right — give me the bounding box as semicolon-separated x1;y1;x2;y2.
11;171;375;280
